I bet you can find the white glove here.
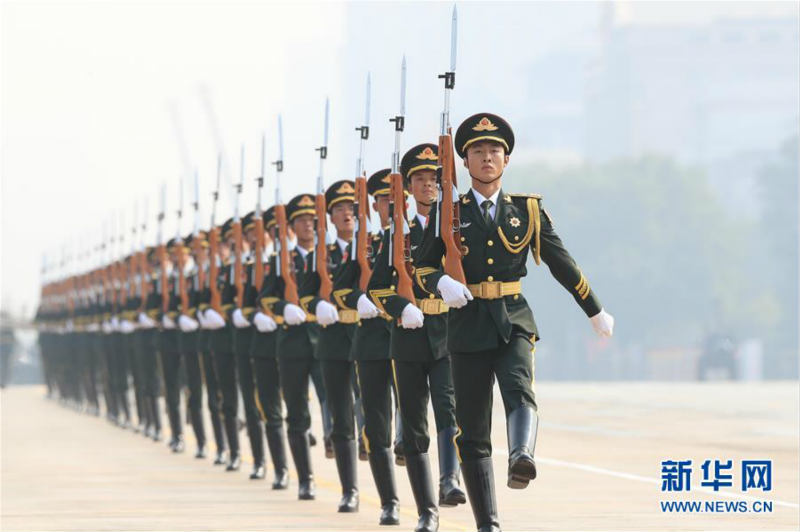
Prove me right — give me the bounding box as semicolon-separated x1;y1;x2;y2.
119;319;136;334
283;304;307;326
109;317;119;331
196;311;208;329
65;319;75;332
86;323;100;333
357;294;380;319
178;314;199;332
101;320;112;334
232;308;251;329
315;300;339;326
437;274;473;309
253;312;278;333
162;314;176;330
399;303;424;329
590;308;615;338
203;308;226;330
138;312;156;329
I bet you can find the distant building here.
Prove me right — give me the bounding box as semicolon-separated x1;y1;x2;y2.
585;9;799;163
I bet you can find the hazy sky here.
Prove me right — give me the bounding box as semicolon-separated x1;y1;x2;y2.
2;1;796;317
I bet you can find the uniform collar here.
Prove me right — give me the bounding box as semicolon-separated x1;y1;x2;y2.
470;187;501;208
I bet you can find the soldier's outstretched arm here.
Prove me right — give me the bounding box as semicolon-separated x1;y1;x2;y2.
536;200;603;318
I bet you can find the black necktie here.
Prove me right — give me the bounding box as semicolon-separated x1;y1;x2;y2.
481;199;493;224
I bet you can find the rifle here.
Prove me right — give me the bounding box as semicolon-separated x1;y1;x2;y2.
314;98;332;302
387;57;415;303
208;155;224;314
354;73;372;291
233;145;245;308
118;213;128;309
273;116;299;305
437;5;466;284
176;173;190;314
157;183;169;314
190;171;205;296
138;199;149;313
254;133;266;292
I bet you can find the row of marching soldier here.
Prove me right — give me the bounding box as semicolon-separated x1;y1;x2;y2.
34;9;614;531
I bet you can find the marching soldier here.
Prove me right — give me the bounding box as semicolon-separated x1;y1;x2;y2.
334;168;403;525
177;233;208;459
310;180;361;513
416;113;616;532
250;206;290;489
206;219;242;471
369;143;467;532
258;193;320;501
190;231;229;464
161;238;185;452
136;247;163;442
229;212;269;480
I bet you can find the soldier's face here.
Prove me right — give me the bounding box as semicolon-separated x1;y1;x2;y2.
219;241;231;261
373;195;390;226
409;170;437;205
330;201;354;234
464;141;509;182
292;214;315;244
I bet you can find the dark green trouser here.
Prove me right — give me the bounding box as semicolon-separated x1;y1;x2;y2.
393;356;457;456
277;357;313;435
451;335;537;461
235;329;264;463
320;359;355;443
253;357;284;429
356;359;396;451
160;349;183;438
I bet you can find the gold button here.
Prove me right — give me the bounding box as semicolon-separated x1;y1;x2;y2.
487;258;494;264
282;325;288;330
328;273;333;279
429;294;435;299
514;294;519;300
381;299;387;303
358;322;362;327
487;240;493;246
460;236;465;242
390;285;395;290
487;276;494;281
409;258;414;263
514;235;520;241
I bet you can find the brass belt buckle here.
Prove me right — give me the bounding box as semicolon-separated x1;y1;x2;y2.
480;281;503;299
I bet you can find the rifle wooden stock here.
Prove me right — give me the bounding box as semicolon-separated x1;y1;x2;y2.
254;217;265;292
119;259;128;307
178;247;189;314
438;131;466;284
138;250;148;313
275;204;299;305
208;228;223;314
315;194;332;301
390;173;415;302
355;176;371;291
158;244;169;313
233;222;244;309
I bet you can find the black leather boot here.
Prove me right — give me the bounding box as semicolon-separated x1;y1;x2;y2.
333;440;359;512
287;431;315;500
461;458;501;532
170;434;186;453
210;411;227;465
224;416;241;471
437;427;466;507
368;448;400;526
247;419;266;480
405;453;439;532
190;408;207;459
149;397;163;442
506;406;538;489
266;425;289;490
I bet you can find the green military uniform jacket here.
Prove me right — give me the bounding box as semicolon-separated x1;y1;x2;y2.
258;247;320;359
416;188;602;353
368;218;448;362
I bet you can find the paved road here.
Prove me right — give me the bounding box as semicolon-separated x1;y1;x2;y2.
1;382;798;531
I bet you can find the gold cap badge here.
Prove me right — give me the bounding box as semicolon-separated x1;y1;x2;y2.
298;195;315;207
472;117;499;132
417;147;438;160
335;182;356;194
